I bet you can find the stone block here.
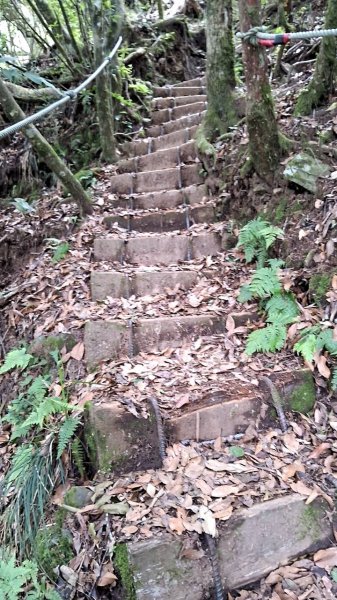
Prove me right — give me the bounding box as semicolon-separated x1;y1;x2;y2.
110;172;133;195
84;320;129;365
86;401;161;472
173;101;207;120
94;237;125;262
134;168;180;193
90;272;130;301
126;235;189;266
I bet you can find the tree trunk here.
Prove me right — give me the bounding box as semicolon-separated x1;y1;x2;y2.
0;79;92;216
238;0;281;181
88;0;125;163
204;0;237;139
157;0;164;19
295;0;337;115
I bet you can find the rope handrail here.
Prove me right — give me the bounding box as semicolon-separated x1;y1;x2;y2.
0;36;123;140
237;26;337;47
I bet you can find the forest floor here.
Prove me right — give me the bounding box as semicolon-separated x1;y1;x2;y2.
1;2;337;600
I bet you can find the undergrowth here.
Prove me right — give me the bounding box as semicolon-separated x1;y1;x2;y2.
0;346;84;557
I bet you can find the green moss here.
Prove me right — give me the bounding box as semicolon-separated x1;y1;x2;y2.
298;504;323;541
195;123;217;165
309;272;334;306
35;524;73;581
114;544;136;600
289;372;315;414
29;334;76;358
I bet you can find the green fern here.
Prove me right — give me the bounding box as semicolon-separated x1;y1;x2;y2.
248;266;282;299
317;329;337;356
0;348;33;374
71;437;85;479
237;218;284;268
266;292;299;325
293;332;317;362
5;444;35;485
246;323;287;355
57;417;80;459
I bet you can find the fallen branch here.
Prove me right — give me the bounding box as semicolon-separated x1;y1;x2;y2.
5;82;61;102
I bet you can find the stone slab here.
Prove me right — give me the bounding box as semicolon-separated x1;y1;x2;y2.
129;536;212;600
217;495;332;589
152;94;207;110
153;84;205;97
90;270;199;301
84;320;129;365
146;112;205;138
173;77;205;88
86;401;162;472
131;185;208;210
128;496;332;598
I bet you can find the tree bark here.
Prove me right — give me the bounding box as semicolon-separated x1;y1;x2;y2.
0;79;92;216
204;0;237;139
157;0;164;19
295;0;337;115
5;82;61;102
87;0;125;163
238;0;281;181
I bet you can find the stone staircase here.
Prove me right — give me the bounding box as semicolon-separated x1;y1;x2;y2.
84;77;332;598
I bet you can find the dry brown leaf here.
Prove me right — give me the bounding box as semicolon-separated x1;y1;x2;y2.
122;525;138;535
206;459;256;474
226;315;236;336
70;341;85;361
289;481;313;496
211;485;240;498
180;548;205;560
314;547;337;568
283;432;300;453
281;462;305;482
146;483;157;498
169;517;185;535
309;443;331;459
213;506;233;520
97;568;117;587
314;353;331;379
175;393;190;408
194;479;213;496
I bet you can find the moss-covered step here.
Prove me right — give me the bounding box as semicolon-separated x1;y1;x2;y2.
85;369;315;473
126;495;332;599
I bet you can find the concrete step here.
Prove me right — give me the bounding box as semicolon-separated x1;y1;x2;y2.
104;203;217;233
127;495;331;599
110;164;203;195
123;126;198;158
153;84;205;97
152;94;206;110
85;311;252;366
94;230;225;265
145;111;205;138
108;184;208;210
118;140;197;174
173;76;206;88
91;269;203;301
86;367;315;471
151;101;207;126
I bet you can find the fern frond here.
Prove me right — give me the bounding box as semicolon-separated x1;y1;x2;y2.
317;329;337;357
21;397;70;430
259;224;284;249
266;292;299;325
331;368;337;391
0;347;33;374
248;267;281;299
237;218;284;267
293;333;317;362
4;444;35;485
71;437;85;479
238;284;254;303
57;417;80;459
246;324;287;355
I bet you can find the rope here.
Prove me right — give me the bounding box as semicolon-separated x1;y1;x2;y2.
0;36;123;140
237;27;337;47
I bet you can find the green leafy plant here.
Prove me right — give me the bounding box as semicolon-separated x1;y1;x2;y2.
45;239;70;263
0;347;82;554
238;258;300;355
237;218;284;268
10;198;36;214
294;324;337;390
0;553;61;599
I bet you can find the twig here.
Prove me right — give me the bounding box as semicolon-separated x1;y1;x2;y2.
261;376;288;433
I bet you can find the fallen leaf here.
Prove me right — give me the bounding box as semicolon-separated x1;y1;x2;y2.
314;547;337;568
211;485;240;498
281;462;305;482
70;341;85;361
289;481;313;496
97;570;117;587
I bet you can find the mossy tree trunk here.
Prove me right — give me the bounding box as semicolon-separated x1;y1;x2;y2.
87;0;124;163
157;0;164;20
295;0;337;116
0;79;92;216
238;0;281;182
204;0;237;140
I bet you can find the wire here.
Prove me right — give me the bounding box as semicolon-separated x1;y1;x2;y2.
0;36;123;140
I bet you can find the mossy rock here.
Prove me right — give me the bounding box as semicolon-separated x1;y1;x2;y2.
29;334;77;358
309;272;336;306
288;370;316;414
35;524;73;581
64;486;93;509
